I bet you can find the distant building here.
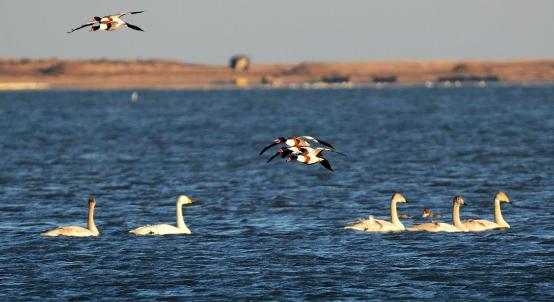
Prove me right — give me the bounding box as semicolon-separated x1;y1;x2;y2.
261;74;282;87
372;75;397;83
437;75;499;82
229;55;250;72
321;74;350;83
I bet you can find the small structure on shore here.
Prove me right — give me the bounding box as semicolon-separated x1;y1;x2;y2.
37;63;66;76
439;63;499;84
321;74;350;84
372;74;397;83
437;75;499;82
261;74;282;87
229;55;250;72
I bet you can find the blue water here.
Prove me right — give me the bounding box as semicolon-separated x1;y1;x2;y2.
0;87;553;301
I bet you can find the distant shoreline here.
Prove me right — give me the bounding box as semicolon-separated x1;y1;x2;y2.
1;58;553;90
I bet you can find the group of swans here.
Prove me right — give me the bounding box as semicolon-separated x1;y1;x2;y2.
345;192;511;233
42;195;193;237
42;191;511;237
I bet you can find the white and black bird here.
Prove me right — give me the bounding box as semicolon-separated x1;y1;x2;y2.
266;146;345;163
67;11;145;33
266;146;302;163
259;136;334;155
286;147;346;171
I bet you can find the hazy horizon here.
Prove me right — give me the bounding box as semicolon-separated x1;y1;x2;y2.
1;1;554;65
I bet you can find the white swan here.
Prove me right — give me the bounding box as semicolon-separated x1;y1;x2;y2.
42;197;99;237
407;196;468;232
344;193;408;232
130;195;193;235
463;192;511;231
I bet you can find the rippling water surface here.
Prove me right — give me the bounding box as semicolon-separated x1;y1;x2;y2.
1;87;553;301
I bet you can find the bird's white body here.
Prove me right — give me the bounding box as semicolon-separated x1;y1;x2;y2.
408;221;463;233
130;195;193;236
345;193;408;232
42;198;99;237
130;224;190;236
42;226;98;237
285;137;312;148
408;196;468;232
295;153;324;165
463;192;511;231
100;17;126;31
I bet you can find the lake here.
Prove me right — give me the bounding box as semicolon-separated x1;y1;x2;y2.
0;87;553;300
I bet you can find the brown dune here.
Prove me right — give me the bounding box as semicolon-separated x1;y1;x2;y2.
1;58;553;90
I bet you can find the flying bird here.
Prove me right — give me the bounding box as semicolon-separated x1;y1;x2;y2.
266;146;345;163
67;11;145;33
266;147;297;163
259;136;334;155
286;147;345;171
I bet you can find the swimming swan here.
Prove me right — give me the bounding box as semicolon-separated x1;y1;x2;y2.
463;192;511;231
42;197;99;237
407;196;468;232
344;193;408;232
130;195;193;235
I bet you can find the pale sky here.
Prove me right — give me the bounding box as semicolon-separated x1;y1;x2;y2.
1;0;553;65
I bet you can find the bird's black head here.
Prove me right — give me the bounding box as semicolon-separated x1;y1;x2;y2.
275;137;286;143
93;16;101;22
279;148;293;157
287;155;298;162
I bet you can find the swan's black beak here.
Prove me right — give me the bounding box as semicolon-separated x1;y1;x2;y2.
463;202;468;206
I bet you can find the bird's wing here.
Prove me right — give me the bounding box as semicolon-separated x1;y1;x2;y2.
319;158;333;171
300;136;334;148
310;147;347;157
465;219;496;228
111;11;145;18
67;21;95;33
125;23;144;31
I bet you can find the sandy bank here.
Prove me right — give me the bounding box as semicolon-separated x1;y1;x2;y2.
1;58;553;90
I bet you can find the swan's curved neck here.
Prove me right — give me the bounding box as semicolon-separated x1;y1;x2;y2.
87;203;98;235
176;202;187;229
494;199;510;228
390;200;404;227
452;204;467;231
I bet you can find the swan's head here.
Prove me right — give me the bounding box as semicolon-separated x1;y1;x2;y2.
391;193;408;203
494;192;511;204
177;195;193;205
453;196;466;206
88;197;96;205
